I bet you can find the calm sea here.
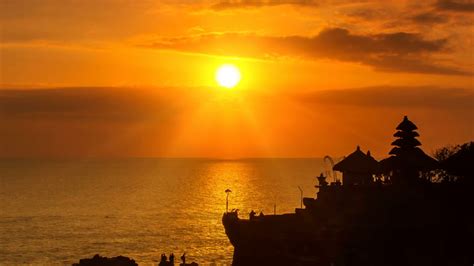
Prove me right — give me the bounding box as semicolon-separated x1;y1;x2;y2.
0;158;325;265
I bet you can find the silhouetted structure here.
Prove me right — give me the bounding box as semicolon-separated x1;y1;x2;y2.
333;146;378;185
379;116;438;183
315;173;328;188
223;116;473;266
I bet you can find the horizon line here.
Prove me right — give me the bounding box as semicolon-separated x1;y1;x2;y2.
0;156;340;161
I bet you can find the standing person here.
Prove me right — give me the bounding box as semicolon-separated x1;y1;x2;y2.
169;253;175;264
249;210;256;219
159;254;167;266
180;253;186;264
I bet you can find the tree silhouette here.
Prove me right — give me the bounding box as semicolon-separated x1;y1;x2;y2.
435;142;474;184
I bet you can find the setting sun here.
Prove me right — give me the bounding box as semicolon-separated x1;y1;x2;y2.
216;64;241;89
2;1;474;265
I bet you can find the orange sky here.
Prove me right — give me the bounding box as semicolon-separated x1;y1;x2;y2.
0;0;473;158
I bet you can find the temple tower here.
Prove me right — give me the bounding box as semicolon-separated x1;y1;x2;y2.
380;116;438;184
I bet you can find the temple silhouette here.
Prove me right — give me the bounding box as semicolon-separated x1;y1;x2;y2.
223;116;473;266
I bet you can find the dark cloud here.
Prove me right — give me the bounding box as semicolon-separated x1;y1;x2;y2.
210;0;318;10
1;86;472;157
0;87;188;121
143;28;469;75
364;56;467;75
344;7;391;21
436;0;474;12
295;86;474;109
411;12;449;24
0;87;190;157
3;86;471;122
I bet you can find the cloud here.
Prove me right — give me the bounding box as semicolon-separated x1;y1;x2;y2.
411;12;449;24
210;0;319;10
0;87;192;157
436;0;474;12
143;28;469;75
294;86;474;109
1;86;472;157
0;87;189;121
3;86;471;121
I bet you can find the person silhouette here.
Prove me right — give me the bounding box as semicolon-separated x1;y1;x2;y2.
180;253;186;264
159;254;168;266
169;253;174;264
249;210;256;219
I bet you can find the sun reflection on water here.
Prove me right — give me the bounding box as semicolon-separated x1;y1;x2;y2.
0;158;322;265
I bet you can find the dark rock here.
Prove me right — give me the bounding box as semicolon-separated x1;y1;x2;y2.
72;254;138;266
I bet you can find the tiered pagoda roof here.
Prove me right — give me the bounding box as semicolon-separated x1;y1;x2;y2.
381;116;438;172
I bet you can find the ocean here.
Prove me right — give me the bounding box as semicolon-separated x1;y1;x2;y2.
0;158;326;265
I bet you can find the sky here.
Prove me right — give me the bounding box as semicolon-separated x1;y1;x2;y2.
0;0;473;158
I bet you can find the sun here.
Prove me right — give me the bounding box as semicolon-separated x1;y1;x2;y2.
215;64;241;89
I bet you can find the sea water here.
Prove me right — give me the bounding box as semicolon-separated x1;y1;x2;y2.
0;158;325;265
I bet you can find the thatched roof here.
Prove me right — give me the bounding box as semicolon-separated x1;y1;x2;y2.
396;116;417;131
333;146;379;173
380;147;438;172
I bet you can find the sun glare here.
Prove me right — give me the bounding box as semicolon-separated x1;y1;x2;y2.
216;64;241;89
